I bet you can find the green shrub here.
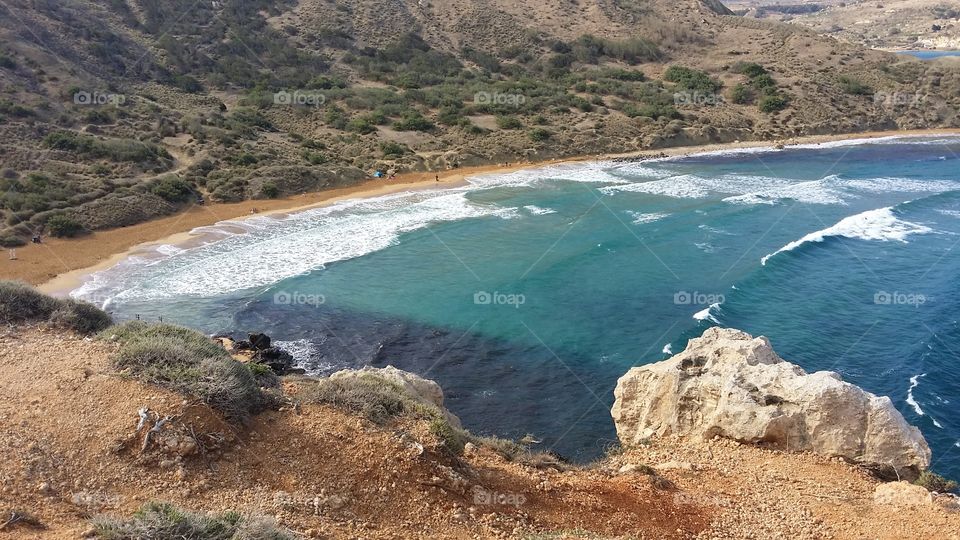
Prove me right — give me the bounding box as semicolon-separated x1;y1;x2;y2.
730;83;754;104
839;76;873;95
495;115;523;130
528;127;551;141
346;117;376;134
0;231;27;247
0;100;34;117
758;93;789;113
624;102;680;120
380;141;409;157
46;214;86;238
302;151;328;165
914;471;958;493
0;281;111;333
259;181;280;198
733;61;767;78
430;417;467;455
663;66;721;93
0;281;61;324
50;299;113;335
392;110;433;131
231;153;258;166
150;176;194;203
43;131;171;165
749;73;778;93
101;322;271;421
92;501;294;540
306;375;421;425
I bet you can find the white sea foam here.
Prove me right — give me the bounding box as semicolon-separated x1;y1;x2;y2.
840;177;959;194
523;205;557;215
693;303;722;323
468;161;625;188
154;244;187;256
627;211;670;224
609;161;677;179
906;373;926;416
760;207;933;265
600;174;712;198
75;190;511;301
273;338;319;366
662;343;673;355
604;166;959;206
937;209;960;219
699;224;733;235
605;173;846;205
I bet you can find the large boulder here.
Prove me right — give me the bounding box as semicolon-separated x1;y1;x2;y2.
611;327;931;478
874;482;934;507
330;366;462;429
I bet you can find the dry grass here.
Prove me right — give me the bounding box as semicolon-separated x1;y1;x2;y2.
91;501;294;540
101;321;276;422
0;280;111;334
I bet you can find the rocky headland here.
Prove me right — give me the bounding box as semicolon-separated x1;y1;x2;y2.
0;283;958;539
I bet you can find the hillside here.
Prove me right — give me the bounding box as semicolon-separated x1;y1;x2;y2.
1;0;959;247
1;311;958;538
727;0;960;50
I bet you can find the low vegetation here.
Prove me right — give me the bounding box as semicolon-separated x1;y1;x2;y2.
303;374;470;455
0;281;111;334
663;65;722;93
92;501;294;540
732;62;789;113
100;321;277;422
43;131;172;166
914;470;959;493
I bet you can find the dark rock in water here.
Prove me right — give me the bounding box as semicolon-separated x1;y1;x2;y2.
233;339;253;351
611;152;668;163
248;332;272;350
253;346;295;375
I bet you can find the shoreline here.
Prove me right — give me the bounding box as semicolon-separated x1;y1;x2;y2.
8;127;958;295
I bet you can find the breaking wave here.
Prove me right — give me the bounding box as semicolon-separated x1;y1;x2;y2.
760;207;933;265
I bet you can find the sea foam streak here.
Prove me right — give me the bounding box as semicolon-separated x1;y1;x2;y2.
74;190;509;301
603;173;847;205
907;373;926;416
760;207;933;265
693;303;722;323
628;211;670;224
523;205;557;215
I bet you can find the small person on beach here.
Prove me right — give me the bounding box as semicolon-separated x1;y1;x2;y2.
7;249;15;261
435;174;439;182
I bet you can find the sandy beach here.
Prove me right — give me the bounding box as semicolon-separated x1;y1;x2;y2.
3;128;957;294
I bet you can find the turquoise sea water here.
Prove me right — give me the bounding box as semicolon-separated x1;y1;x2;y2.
896;50;960;60
77;136;960;476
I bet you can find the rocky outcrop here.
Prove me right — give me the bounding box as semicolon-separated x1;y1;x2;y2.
330;366;462;429
217;332;302;375
612;328;931;478
874;482;934;507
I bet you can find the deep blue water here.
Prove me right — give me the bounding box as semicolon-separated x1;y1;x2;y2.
896;50;960;60
77;136;960;477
